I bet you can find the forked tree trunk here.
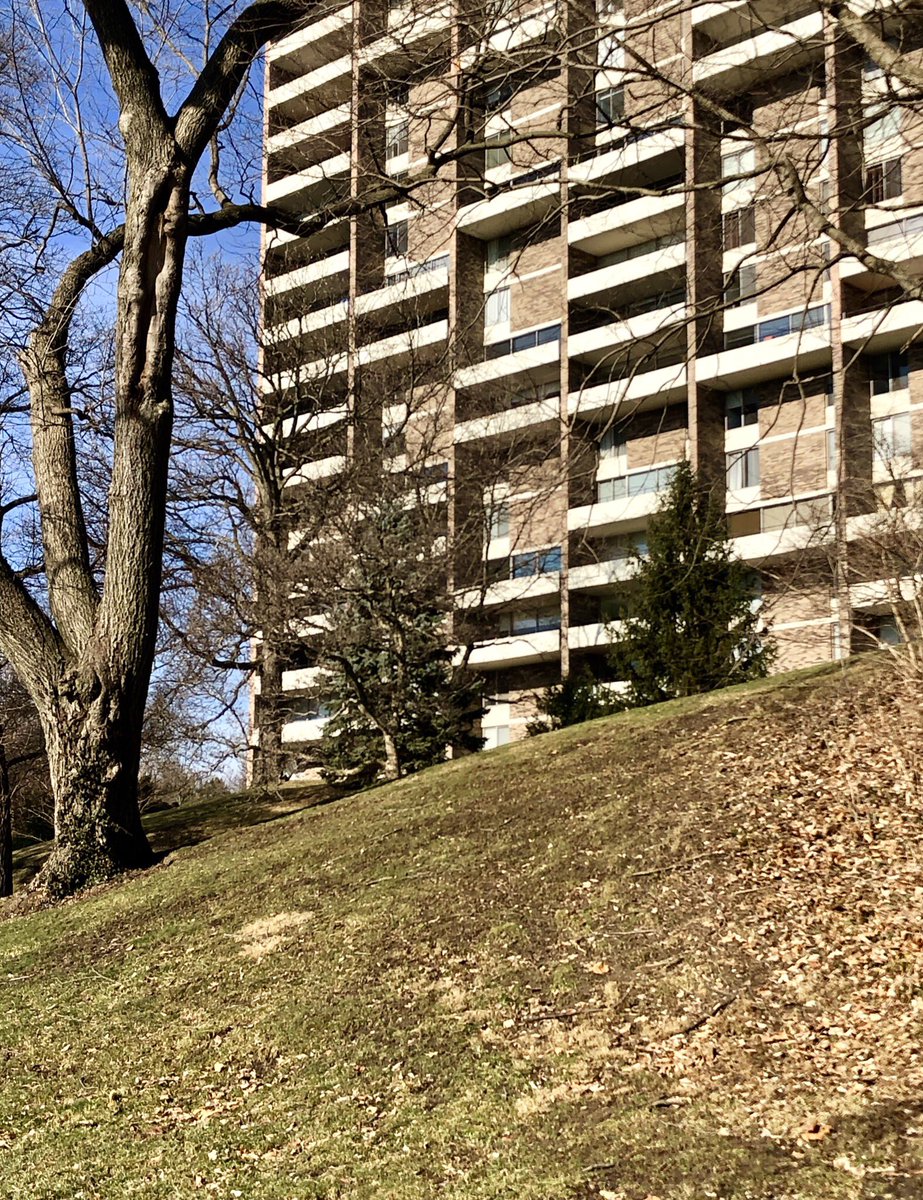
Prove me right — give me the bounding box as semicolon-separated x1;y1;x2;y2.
37;676;153;897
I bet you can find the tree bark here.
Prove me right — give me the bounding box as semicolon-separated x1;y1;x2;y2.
37;672;153;897
0;735;11;899
381;730;401;781
253;641;285;788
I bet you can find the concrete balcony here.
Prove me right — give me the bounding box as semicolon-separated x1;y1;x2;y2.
457;571;560;611
361;0;452;67
265;151;350;208
485;0;558;54
268;6;353;75
697;325;832;391
454;337;560;389
281;716;327;744
568;557;635;592
264;248;350;299
568;621;619;652
568;241;685;304
267;103;351;160
843;299;923;355
268;259;450;343
268;403;348;440
693;10;824;92
568;127;685;189
454;395;560;444
277;318;450;384
468;627;561;669
569;302;688;365
567;192;685;257
267;52;352;123
357;317;449;368
567;362;687;419
731;522;824;563
456;173;560;240
284;455;347;486
281;666;326;692
568;488;662;537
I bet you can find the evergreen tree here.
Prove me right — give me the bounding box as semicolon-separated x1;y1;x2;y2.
309;503;484;786
526;668;624;735
608;461;773;705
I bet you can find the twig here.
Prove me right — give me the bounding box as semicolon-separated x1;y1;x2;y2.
518;1005;611;1025
630;848;756;879
678;992;739;1036
629;850;723;878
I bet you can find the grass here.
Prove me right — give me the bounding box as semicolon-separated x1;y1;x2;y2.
0;659;920;1199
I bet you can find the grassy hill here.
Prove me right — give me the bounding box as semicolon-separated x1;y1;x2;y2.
1;661;922;1199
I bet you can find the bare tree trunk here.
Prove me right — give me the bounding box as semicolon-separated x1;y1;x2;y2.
0;735;11;899
381;731;401;782
253;640;285;788
36;674;153;896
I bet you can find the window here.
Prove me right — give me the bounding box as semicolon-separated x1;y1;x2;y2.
865;108;902;148
727;509;760;537
723;263;758;307
597;465;676;503
599;426;626;458
489;501;510;540
508;379;559;408
485;286;510;327
721;147;755;192
722;205;756;250
483;724;510;750
726;446;760;491
384;218;408;257
499;609;561;635
875;615;903;646
484;81;515;112
873;412;912;467
596;87;624;127
486;235;512;272
385;119;409;159
865;157;902;204
511;546;563;577
598;33;623;67
869;350;909;395
756;305;829;342
724;324;755;350
826;427;837;473
485;322;561;359
599;232;680;268
725;389;759;429
485;132;512;170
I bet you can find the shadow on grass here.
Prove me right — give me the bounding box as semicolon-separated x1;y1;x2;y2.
12;783;339;890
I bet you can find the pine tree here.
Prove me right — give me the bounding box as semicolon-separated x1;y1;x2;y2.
309;503;484;786
608;461;773;706
526;668;624;735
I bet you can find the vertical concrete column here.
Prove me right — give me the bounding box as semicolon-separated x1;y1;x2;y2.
447;0;481;621
684;79;727;502
825;17;872;655
558;0;597;679
348;0;387;458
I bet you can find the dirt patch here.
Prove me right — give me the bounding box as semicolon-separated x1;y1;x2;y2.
233;910;314;960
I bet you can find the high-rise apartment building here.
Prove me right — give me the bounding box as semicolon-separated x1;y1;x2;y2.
259;0;922;757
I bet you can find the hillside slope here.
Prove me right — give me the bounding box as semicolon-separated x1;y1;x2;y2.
1;662;922;1199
